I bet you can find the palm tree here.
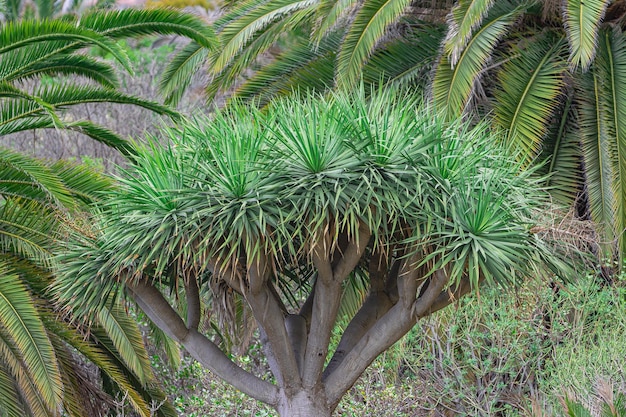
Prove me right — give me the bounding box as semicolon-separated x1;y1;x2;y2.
1;8;217;156
165;0;626;261
53;88;569;416
0;8;218;416
0;147;180;417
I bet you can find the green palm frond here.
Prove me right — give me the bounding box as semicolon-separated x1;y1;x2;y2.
0;19;133;73
492;35;568;164
444;0;495;66
76;9;217;49
0;334;50;417
34;84;180;119
65;122;137;158
564;0;608;70
46;317;155;417
232;32;339;104
209;8;313;100
213;0;317;73
0;361;26;417
432;1;526;120
49;159;114;204
0;147;71;207
96;304;154;386
586;25;626;257
312;0;358;43
0;266;62;413
0;200;58;267
45;328;107;417
160;41;210;106
542;94;583;206
577;65;616;257
362;25;443;89
147;320;181;369
0;43;118;87
1;53;120;88
336;0;413;90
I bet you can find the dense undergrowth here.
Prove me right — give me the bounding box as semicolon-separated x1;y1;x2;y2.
142;271;626;417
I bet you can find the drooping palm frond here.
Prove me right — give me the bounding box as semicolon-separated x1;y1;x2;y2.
542;93;583;207
0;360;26;417
492;34;568;164
49;159;114;204
160;41;210;106
312;0;358;43
1;53;120;88
96;304;154;386
336;0;413;89
0;266;62;414
213;0;318;74
0;19;134;73
563;0;608;70
0;332;51;417
232;31;340;104
46;328;109;417
444;0;495;66
208;8;314;101
584;25;626;258
47;315;172;417
0;84;180;154
577;65;617;257
431;1;527;120
362;24;443;89
75;8;217;49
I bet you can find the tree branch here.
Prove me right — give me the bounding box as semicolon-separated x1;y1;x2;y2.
323;248;394;377
324;266;448;407
324;302;414;407
246;254;301;392
418;277;473;318
301;225;370;388
127;280;279;406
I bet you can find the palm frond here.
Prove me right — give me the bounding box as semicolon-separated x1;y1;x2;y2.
76;8;217;49
44;317;154;417
0;334;51;417
590;26;626;257
159;41;209;106
0;19;133;73
0;147;71;207
45;327;110;417
336;0;413;89
0;361;26;417
563;0;608;70
65;121;137;157
0;266;62;413
312;0;358;43
96;304;154;386
542;93;583;206
1;53;120;88
213;0;317;73
577;67;617;256
431;1;526;120
492;34;568;164
232;31;340;103
35;84;180;119
444;0;495;66
0;200;58;266
210;9;313;100
362;24;442;89
49;159;114;205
